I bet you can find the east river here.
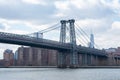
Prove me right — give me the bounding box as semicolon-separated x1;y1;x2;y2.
0;68;120;80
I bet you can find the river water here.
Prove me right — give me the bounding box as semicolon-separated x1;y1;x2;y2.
0;68;120;80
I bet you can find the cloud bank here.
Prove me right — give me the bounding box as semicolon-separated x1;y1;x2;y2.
0;0;120;58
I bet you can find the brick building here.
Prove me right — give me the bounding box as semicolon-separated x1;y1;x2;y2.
105;47;120;65
3;49;14;66
15;46;58;66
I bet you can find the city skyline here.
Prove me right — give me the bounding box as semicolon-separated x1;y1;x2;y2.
0;0;120;58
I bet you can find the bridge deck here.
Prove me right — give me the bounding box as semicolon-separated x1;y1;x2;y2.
0;32;107;57
77;46;107;57
0;32;71;50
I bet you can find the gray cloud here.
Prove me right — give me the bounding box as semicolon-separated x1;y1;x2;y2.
0;0;117;24
0;0;119;49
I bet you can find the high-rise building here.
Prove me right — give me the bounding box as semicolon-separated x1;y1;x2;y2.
17;47;24;66
14;50;18;66
3;49;14;66
17;46;33;66
89;33;94;48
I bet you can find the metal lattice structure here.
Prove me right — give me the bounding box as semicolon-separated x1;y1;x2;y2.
58;19;78;67
69;19;78;67
58;20;67;67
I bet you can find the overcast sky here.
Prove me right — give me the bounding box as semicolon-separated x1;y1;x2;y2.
0;0;120;58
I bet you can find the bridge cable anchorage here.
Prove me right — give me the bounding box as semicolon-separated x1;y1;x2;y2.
75;23;100;49
26;23;60;36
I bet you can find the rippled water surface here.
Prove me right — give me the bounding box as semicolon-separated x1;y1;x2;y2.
0;68;120;80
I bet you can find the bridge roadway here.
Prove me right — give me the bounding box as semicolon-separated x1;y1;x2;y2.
0;32;107;57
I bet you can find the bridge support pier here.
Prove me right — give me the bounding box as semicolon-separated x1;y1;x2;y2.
58;52;67;68
69;50;78;68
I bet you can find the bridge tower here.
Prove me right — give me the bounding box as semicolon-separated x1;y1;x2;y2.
69;19;78;68
58;19;78;68
58;20;67;68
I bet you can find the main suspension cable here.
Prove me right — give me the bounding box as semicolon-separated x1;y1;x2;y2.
27;23;60;36
75;23;100;49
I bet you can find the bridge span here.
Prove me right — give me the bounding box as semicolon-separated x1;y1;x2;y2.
0;31;108;67
0;19;110;68
0;32;71;51
0;31;106;56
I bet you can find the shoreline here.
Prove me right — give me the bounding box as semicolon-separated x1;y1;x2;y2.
1;66;120;68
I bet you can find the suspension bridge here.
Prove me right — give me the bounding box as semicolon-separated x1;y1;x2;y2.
0;19;108;68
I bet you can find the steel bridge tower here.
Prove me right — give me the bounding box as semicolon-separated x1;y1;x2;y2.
58;20;67;68
58;19;78;68
69;19;78;68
